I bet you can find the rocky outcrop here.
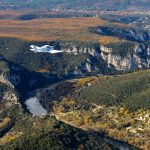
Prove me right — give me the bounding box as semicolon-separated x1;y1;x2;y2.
61;22;150;74
63;43;150;73
129;16;150;32
0;59;50;92
92;26;150;42
0;73;14;88
0;63;24;89
100;44;150;70
2;90;20;108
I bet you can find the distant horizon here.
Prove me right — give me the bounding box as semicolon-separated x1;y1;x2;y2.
1;0;150;11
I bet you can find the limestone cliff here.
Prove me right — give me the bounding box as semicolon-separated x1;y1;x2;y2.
62;42;150;73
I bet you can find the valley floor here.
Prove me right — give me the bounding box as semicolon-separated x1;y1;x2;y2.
21;75;150;149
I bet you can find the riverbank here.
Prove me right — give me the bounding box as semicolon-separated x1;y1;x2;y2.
24;78;142;150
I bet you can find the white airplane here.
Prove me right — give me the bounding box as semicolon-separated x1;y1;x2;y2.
30;45;63;54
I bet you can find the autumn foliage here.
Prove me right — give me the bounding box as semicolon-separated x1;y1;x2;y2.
0;17;106;42
0;14;126;45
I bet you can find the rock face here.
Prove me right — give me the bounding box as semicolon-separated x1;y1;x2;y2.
100;44;150;70
0;59;49;92
92;26;150;42
63;43;150;73
129;16;150;31
61;25;150;74
0;73;14;88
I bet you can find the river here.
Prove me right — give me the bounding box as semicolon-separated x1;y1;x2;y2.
25;82;140;150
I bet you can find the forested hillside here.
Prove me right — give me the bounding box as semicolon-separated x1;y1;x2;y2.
75;70;150;111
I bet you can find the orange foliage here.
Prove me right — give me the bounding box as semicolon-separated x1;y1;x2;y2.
99;36;124;45
0;11;130;44
36;67;49;73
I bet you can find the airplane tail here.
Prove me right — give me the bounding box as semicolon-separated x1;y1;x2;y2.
30;45;38;50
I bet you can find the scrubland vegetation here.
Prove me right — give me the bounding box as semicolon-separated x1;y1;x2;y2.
0;13;133;46
53;98;150;149
0;17;106;42
44;71;150;149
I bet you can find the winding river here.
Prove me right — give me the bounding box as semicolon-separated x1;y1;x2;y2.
25;82;140;150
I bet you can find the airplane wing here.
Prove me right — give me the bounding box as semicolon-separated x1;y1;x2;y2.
49;50;63;54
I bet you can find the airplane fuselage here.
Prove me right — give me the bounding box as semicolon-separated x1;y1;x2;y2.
30;45;63;54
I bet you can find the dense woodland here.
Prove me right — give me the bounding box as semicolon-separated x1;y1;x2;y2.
75;70;150;111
